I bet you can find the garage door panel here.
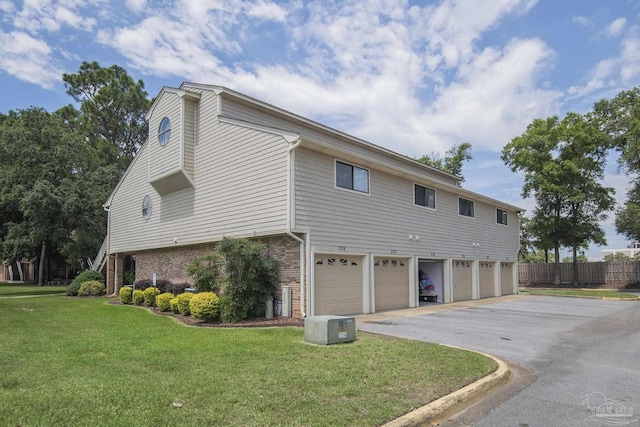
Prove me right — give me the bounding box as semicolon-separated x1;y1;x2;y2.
501;263;514;295
452;260;473;301
479;262;495;298
375;258;409;311
314;255;363;315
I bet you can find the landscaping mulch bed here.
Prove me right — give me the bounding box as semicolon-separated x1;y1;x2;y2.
108;299;304;328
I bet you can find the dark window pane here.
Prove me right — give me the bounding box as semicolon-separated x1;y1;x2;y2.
336;162;352;189
415;185;426;206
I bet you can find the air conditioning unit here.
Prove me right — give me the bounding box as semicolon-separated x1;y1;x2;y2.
304;316;356;345
281;286;292;318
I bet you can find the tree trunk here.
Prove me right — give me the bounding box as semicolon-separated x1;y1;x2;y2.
572;245;579;287
553;242;561;286
38;242;46;286
544;249;549;263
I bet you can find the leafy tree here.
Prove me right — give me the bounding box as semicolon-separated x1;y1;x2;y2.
417;143;472;185
62;61;151;170
594;87;640;242
502;113;614;286
603;253;632;262
561;252;588;263
0;108;85;284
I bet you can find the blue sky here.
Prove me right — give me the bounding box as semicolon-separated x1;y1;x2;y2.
1;0;639;259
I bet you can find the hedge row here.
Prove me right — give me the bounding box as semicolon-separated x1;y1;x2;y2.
119;288;220;322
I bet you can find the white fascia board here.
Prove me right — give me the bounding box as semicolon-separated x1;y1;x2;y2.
145;86;201;120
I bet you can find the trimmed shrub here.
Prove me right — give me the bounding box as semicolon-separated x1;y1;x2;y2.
165;282;191;295
133;290;145;305
77;280;106;296
156;293;174;312
175;293;194;315
66;282;82;297
169;297;179;314
67;270;104;296
143;287;161;306
190;292;220;322
133;278;171;292
119;287;133;304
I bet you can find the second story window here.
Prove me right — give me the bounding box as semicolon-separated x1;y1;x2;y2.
336;161;369;193
158;117;171;146
459;197;474;218
497;209;508;225
414;184;436;209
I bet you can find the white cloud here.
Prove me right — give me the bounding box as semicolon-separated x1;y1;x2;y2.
247;1;288;22
96;0;560;156
125;0;146;13
10;0;103;33
0;30;62;88
422;38;561;152
572;15;592;27
607;17;627;37
568;26;640;98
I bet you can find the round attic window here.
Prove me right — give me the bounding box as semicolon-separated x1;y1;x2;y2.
142;195;152;220
158;117;171;146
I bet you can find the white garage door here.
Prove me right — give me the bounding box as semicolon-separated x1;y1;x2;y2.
479;262;496;298
501;262;515;295
314;255;363;315
452;260;473;302
374;257;410;311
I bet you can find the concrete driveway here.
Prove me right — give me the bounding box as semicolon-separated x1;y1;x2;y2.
358;295;640;426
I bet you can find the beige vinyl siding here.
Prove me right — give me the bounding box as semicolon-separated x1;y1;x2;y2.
183;98;196;180
149;92;182;183
294;147;519;261
221;97;459;187
109;92;289;254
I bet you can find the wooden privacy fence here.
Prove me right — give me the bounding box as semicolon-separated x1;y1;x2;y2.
519;261;640;288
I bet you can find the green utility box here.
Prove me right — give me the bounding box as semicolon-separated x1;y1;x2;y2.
304;315;356;345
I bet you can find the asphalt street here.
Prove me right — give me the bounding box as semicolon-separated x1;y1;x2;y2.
359;295;640;426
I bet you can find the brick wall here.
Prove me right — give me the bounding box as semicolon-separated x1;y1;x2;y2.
132;234;305;317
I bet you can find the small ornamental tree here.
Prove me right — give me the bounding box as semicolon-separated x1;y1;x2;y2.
187;238;279;322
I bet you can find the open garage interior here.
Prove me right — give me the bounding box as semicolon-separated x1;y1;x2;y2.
374;257;410;311
418;260;444;303
452;260;473;302
479;261;496;298
500;262;515;295
314;255;364;316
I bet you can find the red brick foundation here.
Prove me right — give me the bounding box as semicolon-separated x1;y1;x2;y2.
129;234;305;317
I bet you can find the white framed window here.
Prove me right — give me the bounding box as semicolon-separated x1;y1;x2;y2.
414;184;436;209
335;160;369;193
497;208;508;225
459;197;474;218
142;195;152;220
158;117;171;146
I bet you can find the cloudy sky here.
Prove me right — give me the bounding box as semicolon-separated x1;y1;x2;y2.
1;0;639;258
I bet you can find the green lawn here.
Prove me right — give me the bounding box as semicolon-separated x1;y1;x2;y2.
0;296;495;427
520;288;639;299
0;282;67;296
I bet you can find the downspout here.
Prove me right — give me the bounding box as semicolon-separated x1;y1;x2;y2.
287;137;306;317
103;204;114;296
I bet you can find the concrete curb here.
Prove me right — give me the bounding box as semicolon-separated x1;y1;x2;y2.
382;347;511;427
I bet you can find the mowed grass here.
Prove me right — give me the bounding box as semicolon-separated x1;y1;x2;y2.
521;288;639;299
0;297;496;427
0;282;67;296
